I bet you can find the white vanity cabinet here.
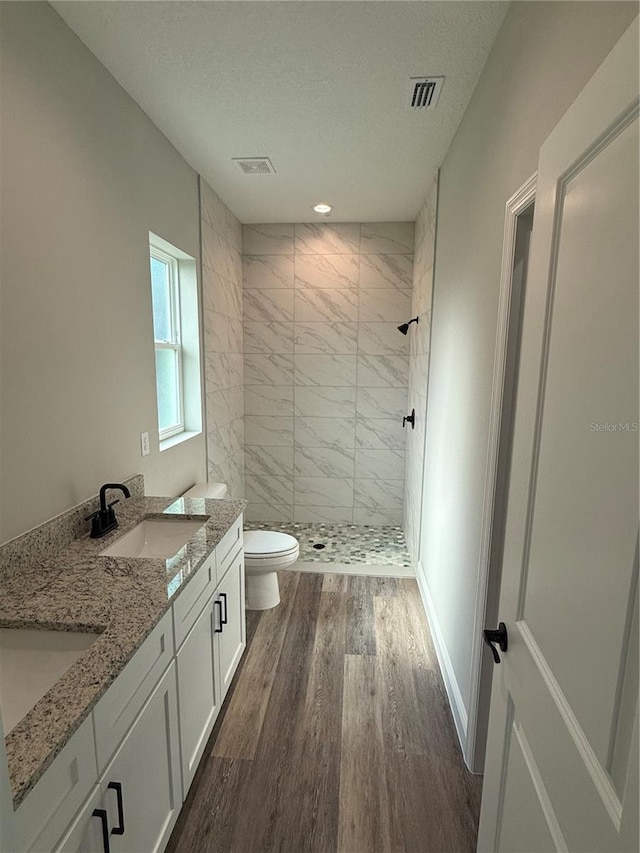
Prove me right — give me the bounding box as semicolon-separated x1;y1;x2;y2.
176;517;245;795
55;664;181;853
11;513;246;853
175;598;220;792
215;547;246;702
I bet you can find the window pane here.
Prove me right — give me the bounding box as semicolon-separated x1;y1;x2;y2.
155;348;180;432
150;256;171;342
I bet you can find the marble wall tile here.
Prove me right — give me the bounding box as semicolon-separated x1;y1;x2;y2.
295;354;357;386
356;386;408;418
355;417;405;450
294;477;354;507
226;281;243;322
207;389;233;430
353;507;402;526
241;219;417;524
226;386;244;422
245;385;294;416
243;255;294;289
246;474;294;506
245;445;294;477
219;418;244;457
360;222;414;254
202;268;229;316
200;181;228;234
244;322;294;354
357;355;409;387
295;417;356;449
294;322;358;355
358;288;412;322
359;254;414;289
357;323;409;356
243;224;295;255
243;288;294;322
355;448;405;480
207;428;229;466
295;223;360;255
354;478;404;509
295;254;359;290
204;311;228;353
227;318;243;353
294;505;354;523
227;353;244;388
294;386;356;419
294;287;359;322
244;354;294;385
202;222;236;281
246;503;294;523
245;415;294;446
294;446;355;478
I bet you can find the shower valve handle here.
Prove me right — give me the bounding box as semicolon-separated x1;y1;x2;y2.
403;409;416;429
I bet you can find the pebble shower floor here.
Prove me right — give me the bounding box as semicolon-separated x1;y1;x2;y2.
243;522;411;569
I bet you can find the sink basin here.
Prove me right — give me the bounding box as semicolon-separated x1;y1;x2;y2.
100;518;205;559
0;628;100;733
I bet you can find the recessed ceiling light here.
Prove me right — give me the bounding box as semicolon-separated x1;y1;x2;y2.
313;202;333;215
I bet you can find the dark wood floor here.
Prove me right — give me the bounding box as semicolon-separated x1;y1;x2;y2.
167;572;482;853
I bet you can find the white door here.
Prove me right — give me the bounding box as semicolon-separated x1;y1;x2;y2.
478;19;639;853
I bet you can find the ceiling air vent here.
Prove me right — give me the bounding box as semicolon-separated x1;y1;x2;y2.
233;157;276;175
409;77;444;109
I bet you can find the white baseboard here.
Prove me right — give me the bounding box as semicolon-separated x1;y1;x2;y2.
415;561;468;752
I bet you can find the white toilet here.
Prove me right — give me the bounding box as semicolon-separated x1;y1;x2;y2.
181;482;299;610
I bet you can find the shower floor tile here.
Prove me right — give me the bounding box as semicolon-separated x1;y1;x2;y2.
243;521;412;569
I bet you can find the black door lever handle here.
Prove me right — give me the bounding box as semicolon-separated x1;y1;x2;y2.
483;622;508;663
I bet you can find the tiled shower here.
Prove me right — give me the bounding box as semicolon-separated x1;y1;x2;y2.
200;181;438;566
242;221;414;526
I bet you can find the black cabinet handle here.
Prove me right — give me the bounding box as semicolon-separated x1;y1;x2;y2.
107;781;125;835
483;622;508;664
220;592;228;625
92;808;111;853
214;599;224;633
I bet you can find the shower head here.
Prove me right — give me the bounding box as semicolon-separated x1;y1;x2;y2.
397;316;419;335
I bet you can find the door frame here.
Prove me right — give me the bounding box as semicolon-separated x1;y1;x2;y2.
465;173;537;772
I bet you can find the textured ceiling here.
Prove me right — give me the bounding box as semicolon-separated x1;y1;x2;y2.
52;1;509;223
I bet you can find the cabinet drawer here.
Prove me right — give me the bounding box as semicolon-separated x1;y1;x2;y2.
216;515;243;582
173;549;215;650
93;610;173;771
15;715;97;853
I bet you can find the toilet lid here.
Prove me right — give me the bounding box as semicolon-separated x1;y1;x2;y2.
244;530;299;558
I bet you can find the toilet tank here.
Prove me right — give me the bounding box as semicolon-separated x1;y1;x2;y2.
182;482;228;500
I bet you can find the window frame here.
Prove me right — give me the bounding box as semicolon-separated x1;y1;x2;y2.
150;244;185;441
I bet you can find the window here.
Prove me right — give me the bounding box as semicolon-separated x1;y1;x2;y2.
150;247;184;439
149;234;203;448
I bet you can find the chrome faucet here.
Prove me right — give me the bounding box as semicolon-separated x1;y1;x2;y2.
86;483;131;539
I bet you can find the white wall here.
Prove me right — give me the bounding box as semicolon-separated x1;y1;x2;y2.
418;1;638;765
0;2;207;543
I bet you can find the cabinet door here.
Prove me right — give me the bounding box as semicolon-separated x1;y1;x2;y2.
54;787;105;853
175;599;219;795
215;550;246;701
101;663;181;853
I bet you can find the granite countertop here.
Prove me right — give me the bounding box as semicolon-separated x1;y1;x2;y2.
0;495;245;808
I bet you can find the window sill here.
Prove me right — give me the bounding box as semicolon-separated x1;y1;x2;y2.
159;429;202;453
